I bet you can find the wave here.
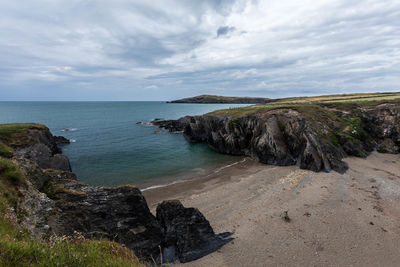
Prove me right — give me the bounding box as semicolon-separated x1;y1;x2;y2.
141;180;185;192
61;128;78;132
69;139;76;143
141;158;247;192
206;158;247;176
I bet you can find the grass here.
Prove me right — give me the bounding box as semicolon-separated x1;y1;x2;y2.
172;94;269;103
0;156;145;267
0;158;25;186
0;142;13;158
0;229;145;267
0;123;48;148
209;92;400;117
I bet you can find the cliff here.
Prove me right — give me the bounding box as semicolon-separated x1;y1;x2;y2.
156;93;400;173
0;123;232;264
168;94;270;104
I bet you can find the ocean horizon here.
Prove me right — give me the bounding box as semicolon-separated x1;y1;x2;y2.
0;101;249;188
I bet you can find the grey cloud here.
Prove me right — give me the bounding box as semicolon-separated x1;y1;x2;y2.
0;0;399;100
217;26;236;37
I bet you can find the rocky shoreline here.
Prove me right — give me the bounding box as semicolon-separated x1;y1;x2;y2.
1;124;233;264
154;103;400;173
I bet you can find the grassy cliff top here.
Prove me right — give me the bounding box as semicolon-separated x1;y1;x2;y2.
209;92;400;117
0;123;48;151
0;135;145;266
170;94;270;104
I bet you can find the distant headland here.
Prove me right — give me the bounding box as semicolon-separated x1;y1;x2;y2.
168;94;270;104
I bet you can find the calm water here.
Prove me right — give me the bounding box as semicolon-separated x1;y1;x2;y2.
0;102;248;188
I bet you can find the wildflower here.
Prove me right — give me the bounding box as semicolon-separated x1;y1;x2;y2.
121;243;126;247
112;249;116;253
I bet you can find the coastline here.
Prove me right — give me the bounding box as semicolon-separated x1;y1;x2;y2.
144;152;400;266
143;157;258;209
136;156;247;192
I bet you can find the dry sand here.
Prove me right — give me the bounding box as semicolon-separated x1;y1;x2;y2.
144;152;400;267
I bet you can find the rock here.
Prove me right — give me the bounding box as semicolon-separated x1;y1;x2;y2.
50;184;163;262
377;138;399;153
16;158;51;190
151;116;191;132
156;103;400;173
15;143;71;172
156;200;233;263
3;123;233;264
54;136;70;145
281;210;291;222
180;111;348;173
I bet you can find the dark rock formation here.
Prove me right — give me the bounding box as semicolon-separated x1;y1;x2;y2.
54;135;70;145
151;116;191;132
3;124;232;263
157;200;233;263
155;103;400;173
15;143;71;171
180;110;349;173
47;183;163;261
4;126;73;172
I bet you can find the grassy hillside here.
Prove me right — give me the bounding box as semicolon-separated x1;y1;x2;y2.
0;124;146;267
170;94;270;104
210;92;400;117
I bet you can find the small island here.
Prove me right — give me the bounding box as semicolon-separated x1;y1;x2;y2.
168;94;270;104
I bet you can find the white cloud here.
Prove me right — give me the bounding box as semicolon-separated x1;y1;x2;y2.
0;0;399;100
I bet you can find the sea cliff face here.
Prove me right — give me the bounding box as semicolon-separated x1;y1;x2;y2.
0;124;232;263
155;103;400;173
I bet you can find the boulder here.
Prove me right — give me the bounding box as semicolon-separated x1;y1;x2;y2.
156;200;233;263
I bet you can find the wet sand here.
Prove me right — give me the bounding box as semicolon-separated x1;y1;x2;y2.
143;152;400;267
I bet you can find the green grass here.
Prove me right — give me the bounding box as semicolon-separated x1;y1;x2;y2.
0;229;145;267
0;156;145;267
172;94;269;103
0;142;13;158
0;158;25;186
209;92;400;117
0;123;48;148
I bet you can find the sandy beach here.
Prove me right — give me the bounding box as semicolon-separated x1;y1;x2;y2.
144;152;400;267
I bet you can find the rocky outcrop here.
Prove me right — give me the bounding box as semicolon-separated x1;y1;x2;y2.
155;103;400;173
4;126;73;172
157;200;233;263
151;116;191;132
2;124;231;263
15;144;71;171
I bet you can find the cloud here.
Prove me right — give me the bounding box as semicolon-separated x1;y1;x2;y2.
0;0;399;100
217;26;236;37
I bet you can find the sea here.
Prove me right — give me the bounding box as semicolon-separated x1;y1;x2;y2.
0;101;249;189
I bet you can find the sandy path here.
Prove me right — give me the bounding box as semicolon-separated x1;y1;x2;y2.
145;152;400;267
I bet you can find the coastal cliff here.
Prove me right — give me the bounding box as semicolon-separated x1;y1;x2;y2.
168;94;270;104
0;124;232;264
155;94;400;173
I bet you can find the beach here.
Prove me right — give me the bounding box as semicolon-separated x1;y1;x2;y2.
144;152;400;266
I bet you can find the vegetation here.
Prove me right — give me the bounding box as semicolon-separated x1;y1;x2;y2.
0;224;145;267
0;141;13;158
170;94;270;103
0;123;48;148
209;92;400;117
0;131;145;267
0;158;145;267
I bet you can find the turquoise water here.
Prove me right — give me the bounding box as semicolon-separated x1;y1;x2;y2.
0;102;248;188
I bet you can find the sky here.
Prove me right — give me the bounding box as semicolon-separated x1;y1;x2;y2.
0;0;399;101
